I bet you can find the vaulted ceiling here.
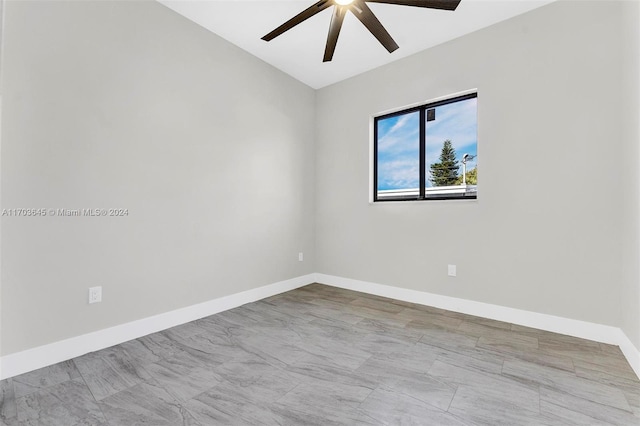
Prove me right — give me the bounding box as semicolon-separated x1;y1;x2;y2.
159;0;556;89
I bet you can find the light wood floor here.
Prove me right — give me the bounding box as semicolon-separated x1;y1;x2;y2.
1;283;639;425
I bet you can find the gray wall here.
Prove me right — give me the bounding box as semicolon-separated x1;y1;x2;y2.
0;0;316;355
621;0;640;350
315;1;633;333
1;0;638;359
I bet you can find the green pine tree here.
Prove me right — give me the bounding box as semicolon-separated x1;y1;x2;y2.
429;140;459;186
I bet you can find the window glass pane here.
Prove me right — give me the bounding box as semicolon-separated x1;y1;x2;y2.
425;97;477;195
376;110;420;198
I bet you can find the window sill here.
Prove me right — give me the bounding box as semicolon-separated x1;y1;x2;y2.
374;185;477;203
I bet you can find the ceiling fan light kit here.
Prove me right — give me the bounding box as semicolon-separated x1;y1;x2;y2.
261;0;461;62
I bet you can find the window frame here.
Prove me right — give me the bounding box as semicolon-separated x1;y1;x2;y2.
373;92;478;203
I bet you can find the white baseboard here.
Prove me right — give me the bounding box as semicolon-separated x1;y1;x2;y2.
617;329;640;380
314;273;640;380
3;272;639;381
0;274;314;380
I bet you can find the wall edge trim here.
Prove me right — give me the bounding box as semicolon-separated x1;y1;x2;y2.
3;273;638;381
315;273;640;379
0;274;315;380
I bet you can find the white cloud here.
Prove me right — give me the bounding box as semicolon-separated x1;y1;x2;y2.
378;158;419;189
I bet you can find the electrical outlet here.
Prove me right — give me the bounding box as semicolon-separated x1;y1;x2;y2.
448;264;457;277
89;286;102;304
298;252;304;262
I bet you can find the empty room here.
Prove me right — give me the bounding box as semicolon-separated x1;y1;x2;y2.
0;0;639;424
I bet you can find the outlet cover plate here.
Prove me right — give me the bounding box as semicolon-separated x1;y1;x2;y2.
89;286;102;304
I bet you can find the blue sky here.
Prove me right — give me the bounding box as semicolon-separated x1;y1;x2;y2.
377;97;477;190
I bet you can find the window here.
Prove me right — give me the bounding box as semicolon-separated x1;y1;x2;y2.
374;92;478;201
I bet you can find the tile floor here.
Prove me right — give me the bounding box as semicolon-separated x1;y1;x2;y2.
0;284;638;425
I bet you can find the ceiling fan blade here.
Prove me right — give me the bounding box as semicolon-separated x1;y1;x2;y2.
262;0;333;41
323;7;347;62
351;1;399;53
364;0;461;11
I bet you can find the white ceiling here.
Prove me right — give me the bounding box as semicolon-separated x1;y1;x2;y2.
158;0;556;89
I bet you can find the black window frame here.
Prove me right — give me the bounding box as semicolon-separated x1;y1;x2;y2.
373;92;478;202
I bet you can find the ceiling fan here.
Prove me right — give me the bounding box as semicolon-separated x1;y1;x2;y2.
262;0;461;62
